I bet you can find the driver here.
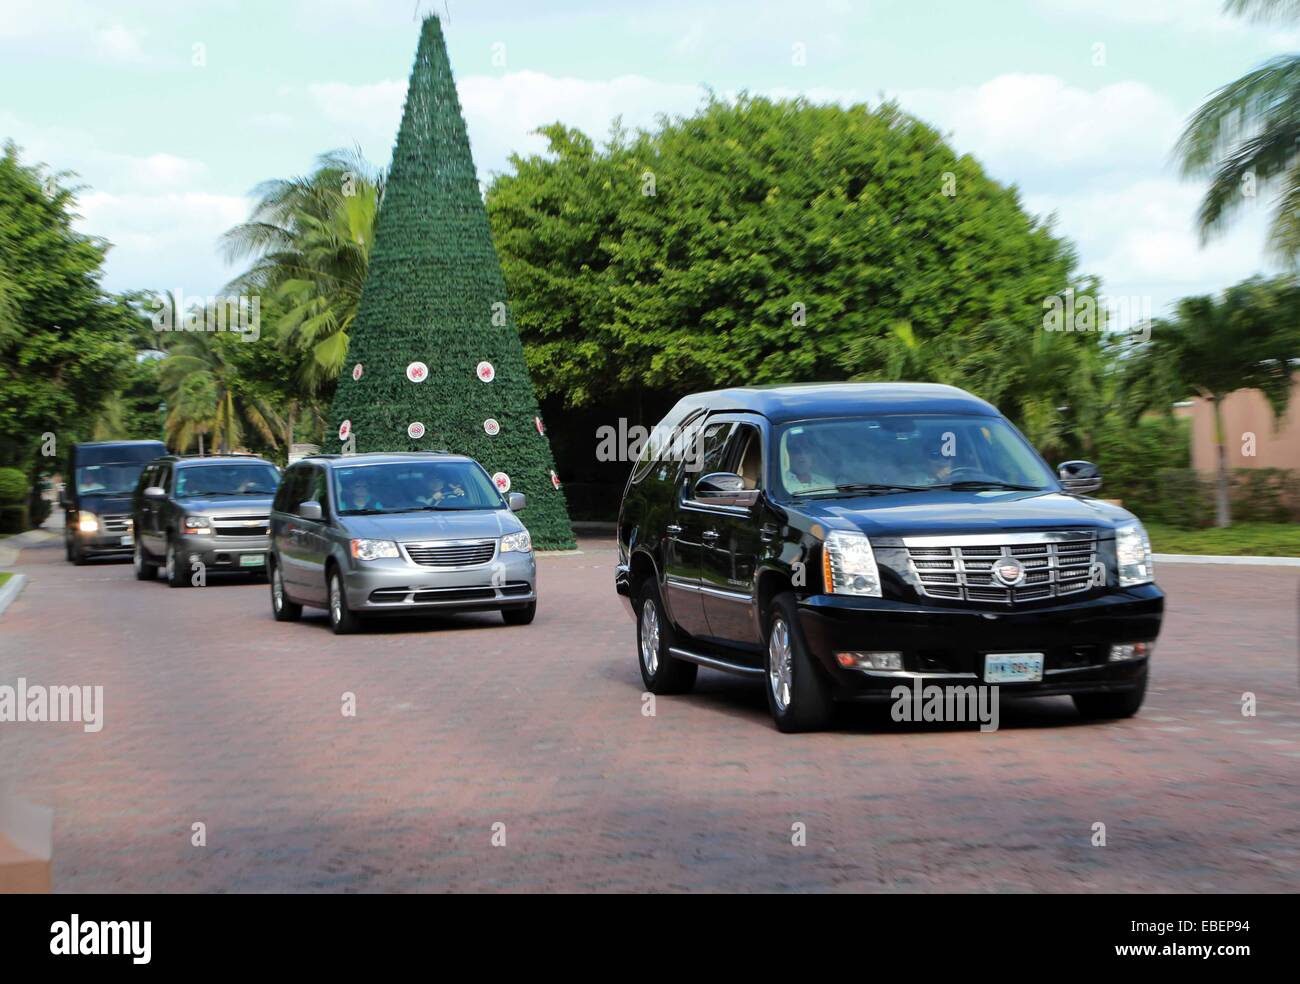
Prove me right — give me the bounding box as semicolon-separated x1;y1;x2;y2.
783;431;835;494
344;477;382;511
419;472;466;506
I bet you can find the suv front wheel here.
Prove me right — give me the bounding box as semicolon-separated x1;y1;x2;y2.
636;581;697;694
765;593;834;733
164;537;189;588
133;540;157;581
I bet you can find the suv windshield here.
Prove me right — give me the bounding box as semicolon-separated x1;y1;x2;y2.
175;463;280;497
775;414;1056;498
76;462;148;496
333;460;504;515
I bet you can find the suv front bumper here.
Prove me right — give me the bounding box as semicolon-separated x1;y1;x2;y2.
797;584;1163;700
180;534;270;571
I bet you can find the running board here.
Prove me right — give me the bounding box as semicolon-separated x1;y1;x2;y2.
668;646;765;678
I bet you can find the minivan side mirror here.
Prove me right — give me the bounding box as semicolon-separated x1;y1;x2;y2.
298;500;323;521
508;492;527;512
143;486;166;499
1057;460;1102;495
695;471;760;508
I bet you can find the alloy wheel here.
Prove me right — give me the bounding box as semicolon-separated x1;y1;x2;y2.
768;617;793;712
640;598;660;675
330;576;342;626
273;565;285;611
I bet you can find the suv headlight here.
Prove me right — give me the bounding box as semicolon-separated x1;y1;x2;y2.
1115;522;1153;586
501;529;532;554
821;530;882;597
183;515;212;534
77;510;99;533
351;538;399;561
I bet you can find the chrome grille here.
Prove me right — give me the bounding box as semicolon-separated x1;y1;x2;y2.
101;514;132;534
212;514;269;537
905;531;1101;604
402;539;497;567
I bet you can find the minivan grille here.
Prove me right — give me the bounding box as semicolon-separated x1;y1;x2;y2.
906;532;1101;604
403;539;497;568
101;514;132;534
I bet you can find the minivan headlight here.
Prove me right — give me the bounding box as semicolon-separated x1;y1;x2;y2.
501;530;532;554
821;530;882;597
1115;522;1153;586
77;510;99;533
351;538;399;561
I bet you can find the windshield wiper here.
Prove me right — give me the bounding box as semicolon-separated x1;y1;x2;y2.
934;481;1044;491
794;483;930;497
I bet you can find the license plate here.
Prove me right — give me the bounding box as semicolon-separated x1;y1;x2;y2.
119;535;134;546
984;652;1044;683
239;553;265;567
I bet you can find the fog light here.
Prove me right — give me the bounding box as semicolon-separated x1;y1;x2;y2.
1109;642;1152;662
836;650;904;671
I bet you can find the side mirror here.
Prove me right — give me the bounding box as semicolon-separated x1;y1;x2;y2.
1057;460;1102;495
695;471;760;508
298;500;323;521
144;486;166;499
508;492;527;512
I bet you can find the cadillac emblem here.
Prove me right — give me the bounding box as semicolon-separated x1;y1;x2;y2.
992;555;1026;587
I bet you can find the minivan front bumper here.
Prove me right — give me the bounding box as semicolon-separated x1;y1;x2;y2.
344;550;537;614
797;584;1163;700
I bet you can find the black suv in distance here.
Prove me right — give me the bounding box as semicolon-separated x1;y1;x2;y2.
62;440;166;565
131;454;281;587
615;383;1164;733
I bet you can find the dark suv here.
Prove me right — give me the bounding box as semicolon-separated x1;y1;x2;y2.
62;440;165;565
131;454;281;587
615;383;1164;733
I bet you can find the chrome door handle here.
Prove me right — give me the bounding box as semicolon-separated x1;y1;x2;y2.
666;524;683;535
760;525;778;542
702;530;721;541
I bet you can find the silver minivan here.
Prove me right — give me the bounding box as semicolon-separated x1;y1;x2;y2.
268;452;537;633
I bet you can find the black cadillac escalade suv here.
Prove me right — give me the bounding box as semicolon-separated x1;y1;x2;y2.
615;383;1163;733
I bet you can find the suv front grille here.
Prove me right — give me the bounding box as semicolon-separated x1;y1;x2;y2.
403;539;497;568
101;514;132;534
905;531;1101;604
212;515;269;537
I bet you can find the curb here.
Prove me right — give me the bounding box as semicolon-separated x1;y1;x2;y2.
0;573;28;617
1153;553;1300;567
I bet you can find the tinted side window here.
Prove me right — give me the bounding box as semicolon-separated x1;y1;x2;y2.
305;468;328;512
684;422;734;499
273;467;304;513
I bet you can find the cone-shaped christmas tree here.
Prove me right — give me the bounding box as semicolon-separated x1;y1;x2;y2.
330;15;575;549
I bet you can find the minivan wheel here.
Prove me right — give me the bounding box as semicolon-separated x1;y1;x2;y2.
165;537;189;588
636;581;697;694
328;568;362;634
501;601;536;626
133;540;157;581
765;593;834;733
1073;672;1147;720
270;560;302;622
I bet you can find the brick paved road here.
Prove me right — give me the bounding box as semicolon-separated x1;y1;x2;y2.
1;534;1297;892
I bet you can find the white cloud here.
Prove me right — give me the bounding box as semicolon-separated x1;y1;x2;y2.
95;23;147;63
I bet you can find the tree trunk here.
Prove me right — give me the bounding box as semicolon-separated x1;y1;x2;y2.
198;432;205;456
1212;395;1231;528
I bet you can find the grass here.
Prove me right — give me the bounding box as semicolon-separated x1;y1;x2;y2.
0;572;11;588
1145;522;1300;557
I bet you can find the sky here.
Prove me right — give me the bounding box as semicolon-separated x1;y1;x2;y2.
1;0;1295;322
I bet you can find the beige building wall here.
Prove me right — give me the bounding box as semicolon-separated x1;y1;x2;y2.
1181;372;1300;474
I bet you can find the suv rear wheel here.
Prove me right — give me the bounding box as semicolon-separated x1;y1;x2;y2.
1073;672;1147;720
765;593;834;733
636;581;697;694
133;540;157;581
270;559;302;622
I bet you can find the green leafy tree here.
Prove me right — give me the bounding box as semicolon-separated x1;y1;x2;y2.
1121;276;1300;526
330;16;575;548
1176;0;1300;261
0;143;136;484
488;97;1082;421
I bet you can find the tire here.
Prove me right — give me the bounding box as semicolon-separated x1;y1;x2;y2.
636;581;697;695
327;567;362;634
270;560;302;622
65;535;73;562
1073;672;1147;720
764;592;834;733
71;538;88;566
132;540;157;581
501;601;536;626
164;536;190;588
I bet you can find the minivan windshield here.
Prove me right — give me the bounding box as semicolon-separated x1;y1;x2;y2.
175;463;280;497
775;414;1056;499
332;461;504;515
76;462;148;496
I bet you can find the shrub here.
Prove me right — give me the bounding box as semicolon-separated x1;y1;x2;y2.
0;467;28;505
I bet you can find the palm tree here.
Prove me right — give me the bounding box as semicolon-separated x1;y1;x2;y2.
221;148;382;392
1121;277;1299;526
1176;1;1300;262
158;330;284;455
